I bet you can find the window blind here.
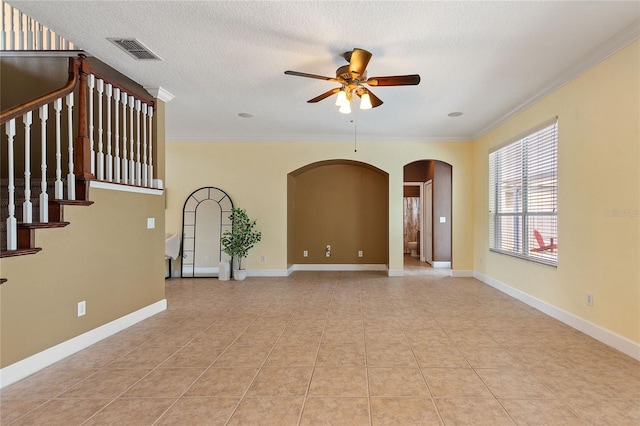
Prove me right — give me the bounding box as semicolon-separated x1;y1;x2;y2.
489;119;558;266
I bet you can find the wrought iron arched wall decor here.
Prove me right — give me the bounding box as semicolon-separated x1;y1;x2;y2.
180;187;233;277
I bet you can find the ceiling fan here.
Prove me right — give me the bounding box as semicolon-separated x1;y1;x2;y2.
284;48;420;113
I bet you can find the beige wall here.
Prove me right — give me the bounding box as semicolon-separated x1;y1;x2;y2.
0;187;165;367
165;140;475;274
473;41;640;343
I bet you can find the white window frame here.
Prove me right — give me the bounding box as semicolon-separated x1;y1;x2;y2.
489;118;558;266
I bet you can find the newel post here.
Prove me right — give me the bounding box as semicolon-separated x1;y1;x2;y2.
74;55;94;200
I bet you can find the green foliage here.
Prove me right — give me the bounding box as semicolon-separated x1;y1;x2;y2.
221;208;262;270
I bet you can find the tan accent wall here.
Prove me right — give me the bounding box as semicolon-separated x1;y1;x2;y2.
433;161;452;262
473;40;639;343
0;187;165;367
288;160;388;264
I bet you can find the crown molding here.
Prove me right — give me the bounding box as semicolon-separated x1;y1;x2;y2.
144;86;175;103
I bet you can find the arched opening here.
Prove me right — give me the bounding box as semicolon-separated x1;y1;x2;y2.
287;160;389;270
404;160;452;270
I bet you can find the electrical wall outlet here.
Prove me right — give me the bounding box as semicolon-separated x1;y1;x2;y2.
260;255;266;263
303;250;308;257
325;245;331;257
147;217;155;229
358;250;363;257
77;301;86;317
586;293;594;306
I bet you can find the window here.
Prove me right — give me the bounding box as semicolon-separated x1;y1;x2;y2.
489;118;558;266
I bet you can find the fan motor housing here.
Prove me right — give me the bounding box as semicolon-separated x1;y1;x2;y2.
336;65;366;83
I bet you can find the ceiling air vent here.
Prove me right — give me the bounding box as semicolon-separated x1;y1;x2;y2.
108;38;161;60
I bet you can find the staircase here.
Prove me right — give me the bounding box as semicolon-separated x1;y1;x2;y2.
1;2;159;283
0;178;93;256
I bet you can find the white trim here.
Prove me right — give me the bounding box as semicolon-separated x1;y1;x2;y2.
474;271;640;361
143;86;175;103
387;269;404;277
432;261;451;269
0;299;167;389
451;269;473;277
90;180;163;195
246;269;290;277
289;264;387;272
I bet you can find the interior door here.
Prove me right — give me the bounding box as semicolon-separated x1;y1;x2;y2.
424;181;433;265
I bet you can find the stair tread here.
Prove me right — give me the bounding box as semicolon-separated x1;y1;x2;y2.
17;221;70;229
0;247;42;258
50;199;94;206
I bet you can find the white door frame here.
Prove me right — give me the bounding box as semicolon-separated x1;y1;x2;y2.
424;180;433;265
403;183;423;259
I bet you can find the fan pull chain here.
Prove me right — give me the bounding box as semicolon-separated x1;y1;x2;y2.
352;119;357;152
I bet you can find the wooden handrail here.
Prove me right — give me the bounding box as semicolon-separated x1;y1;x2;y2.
0;56;81;125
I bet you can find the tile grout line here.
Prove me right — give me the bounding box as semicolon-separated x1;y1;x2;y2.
296;280;336;426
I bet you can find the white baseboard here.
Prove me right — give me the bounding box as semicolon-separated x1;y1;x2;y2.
247;269;290;277
432;261;452;269
387;269;404;277
0;299;167;389
474;271;640;361
451;270;474;277
289;264;387;273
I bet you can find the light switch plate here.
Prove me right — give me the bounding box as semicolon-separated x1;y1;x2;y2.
147;218;155;229
439;217;446;223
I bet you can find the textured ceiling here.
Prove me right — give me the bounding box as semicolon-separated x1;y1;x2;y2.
10;1;640;143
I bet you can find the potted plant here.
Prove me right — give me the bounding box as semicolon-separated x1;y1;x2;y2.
221;208;262;281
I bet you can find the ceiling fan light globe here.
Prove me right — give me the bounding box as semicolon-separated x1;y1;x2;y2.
339;102;352;114
360;93;373;110
335;90;348;106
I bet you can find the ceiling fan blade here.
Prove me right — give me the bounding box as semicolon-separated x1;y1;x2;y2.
366;74;421;86
366;89;383;108
284;70;338;82
356;87;383;108
347;48;372;78
307;87;341;103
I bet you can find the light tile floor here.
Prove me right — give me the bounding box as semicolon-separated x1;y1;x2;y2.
2;263;639;425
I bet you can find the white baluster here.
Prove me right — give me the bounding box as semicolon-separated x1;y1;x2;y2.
148;106;154;188
36;21;42;50
1;2;5;51
6;120;17;250
66;92;75;200
105;83;113;182
39;105;49;222
128;96;135;185
114;88;121;183
135;99;141;186
54;98;63;198
9;6;14;50
142;104;148;187
22;111;33;223
26;16;33;50
87;74;95;175
17;11;23;50
96;78;104;180
121;92;128;184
